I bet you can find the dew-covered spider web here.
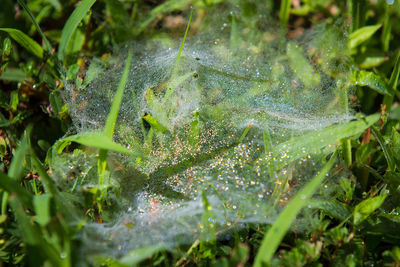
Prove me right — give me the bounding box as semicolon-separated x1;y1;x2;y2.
56;3;357;261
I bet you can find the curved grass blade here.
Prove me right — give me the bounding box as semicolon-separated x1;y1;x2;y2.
371;126;396;171
58;132;140;156
170;8;193;86
0;28;43;58
383;50;400;112
253;152;337;266
17;0;52;53
352;70;393;96
104;51;133;138
58;0;96;61
348;24;381;50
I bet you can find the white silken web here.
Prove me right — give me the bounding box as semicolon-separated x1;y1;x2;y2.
58;12;353;260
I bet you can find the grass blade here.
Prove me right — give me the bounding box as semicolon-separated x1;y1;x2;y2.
352;70;393;96
383;50;400;112
58;0;96;61
348;24;381;50
17;0;52;53
58;132;140;156
371;126;396;171
104;51;132;138
99;51;132;187
0;28;43;58
254;152;337;266
259;113;379;170
170;8;193;83
279;0;291;30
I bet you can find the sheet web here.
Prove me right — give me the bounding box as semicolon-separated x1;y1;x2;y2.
59;5;353;260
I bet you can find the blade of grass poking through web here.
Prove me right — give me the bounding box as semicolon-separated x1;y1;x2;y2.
383;50;400;113
170;8;193;85
279;0;291;30
0;28;43;59
98;51;133;186
253;152;337;267
17;0;52;53
58;0;96;61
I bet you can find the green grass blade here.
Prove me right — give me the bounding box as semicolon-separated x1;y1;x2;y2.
381;4;391;52
348;24;381;50
0;68;27;82
353;195;387;225
279;0;291;30
104;51;132;138
58;0;96;61
253;152;337;266
371;126;396;171
383;50;400;112
389;51;400;90
8;131;29;181
58;133;141;156
259;114;379;170
352;70;393;96
0;28;43;58
99;51;132;187
30;153;58;196
170;8;193;83
17;0;52;53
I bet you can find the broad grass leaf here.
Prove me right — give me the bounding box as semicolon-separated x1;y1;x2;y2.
58;0;96;61
254;152;336;266
0;68;27;82
308;199;351;221
0;28;43;58
59;133;141;156
261;114;380;169
143;114;169;133
353;195;387;225
348;24;381;50
33;194;51;226
352;70;393;96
